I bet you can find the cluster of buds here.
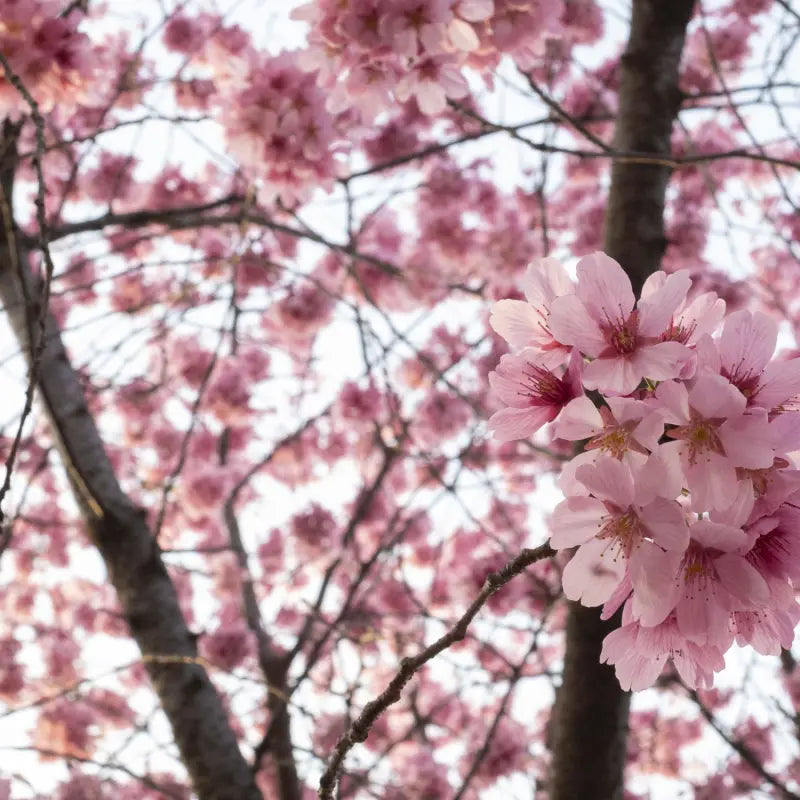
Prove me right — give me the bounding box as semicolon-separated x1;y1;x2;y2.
489;252;800;690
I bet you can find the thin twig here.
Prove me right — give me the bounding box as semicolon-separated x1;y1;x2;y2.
687;687;800;799
317;542;555;799
0;55;58;512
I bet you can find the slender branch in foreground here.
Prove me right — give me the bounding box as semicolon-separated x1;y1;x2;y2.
317;542;555;800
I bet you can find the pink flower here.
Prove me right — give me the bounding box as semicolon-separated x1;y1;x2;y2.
416;389;472;445
202;623;252;671
550;455;688;608
379;0;452;58
554;395;664;457
655;374;774;511
601;609;726;691
548;252;692;394
489;255;574;357
715;310;800;411
641;272;725;347
395;55;468;114
641;515;770;642
163;14;208;53
744;501;800;585
488;348;581;441
730;600;800;656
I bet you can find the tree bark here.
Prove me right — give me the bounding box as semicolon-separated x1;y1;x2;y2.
0;120;263;800
548;3;695;799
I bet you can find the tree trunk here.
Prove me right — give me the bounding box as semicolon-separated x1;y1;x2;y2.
0;120;263;800
548;2;696;798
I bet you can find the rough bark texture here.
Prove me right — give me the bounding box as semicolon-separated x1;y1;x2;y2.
548;3;696;799
604;1;697;294
0;122;263;800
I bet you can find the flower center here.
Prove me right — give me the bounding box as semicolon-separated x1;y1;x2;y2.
589;428;630;459
667;411;725;466
519;364;570;406
597;508;642;560
662;319;696;345
679;547;718;599
601;309;639;355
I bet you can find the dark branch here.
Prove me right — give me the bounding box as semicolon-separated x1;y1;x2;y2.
317;542;555;799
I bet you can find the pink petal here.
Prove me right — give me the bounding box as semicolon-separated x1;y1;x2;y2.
601;572;633;620
685;454;739;513
415;81;447;114
755;358;800;410
709;480;754;529
634;448;683;505
687;372;746;419
457;0;494;22
653;380;690;425
448;18;479;50
574;252;634;325
522;255;573;307
553;395;602;441
582;355;642;395
715;553;770;608
637;270;691;337
640;498;688;550
769;412;800;455
672;641;725;689
549;495;606;548
719;310;777;380
640;270;667;301
548;294;606;356
489;299;545;349
557;450;597;497
601;625;667;691
488;405;555;441
689;520;748;551
676;590;728;645
562;537;626;606
632;410;667;453
719;412;774;469
631;341;691;382
575;456;635;506
629;543;682;627
488;366;527;407
695;334;721;374
681;293;726;342
600;624;637;665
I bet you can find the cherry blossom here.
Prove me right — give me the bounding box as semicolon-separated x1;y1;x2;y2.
490;255;574;358
551;455;687;607
487;347;581;441
655;373;774;511
548;252;693;394
601;609;726;692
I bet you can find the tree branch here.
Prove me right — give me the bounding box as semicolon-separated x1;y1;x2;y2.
316;542;555;799
0;124;262;800
687;688;800;799
221;433;300;800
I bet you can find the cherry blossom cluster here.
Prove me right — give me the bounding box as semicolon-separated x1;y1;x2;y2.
0;0;92;115
489;252;800;690
291;0;568;117
218;51;341;205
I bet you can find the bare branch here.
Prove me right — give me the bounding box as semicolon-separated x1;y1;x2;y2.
687;687;800;799
317;542;555;799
